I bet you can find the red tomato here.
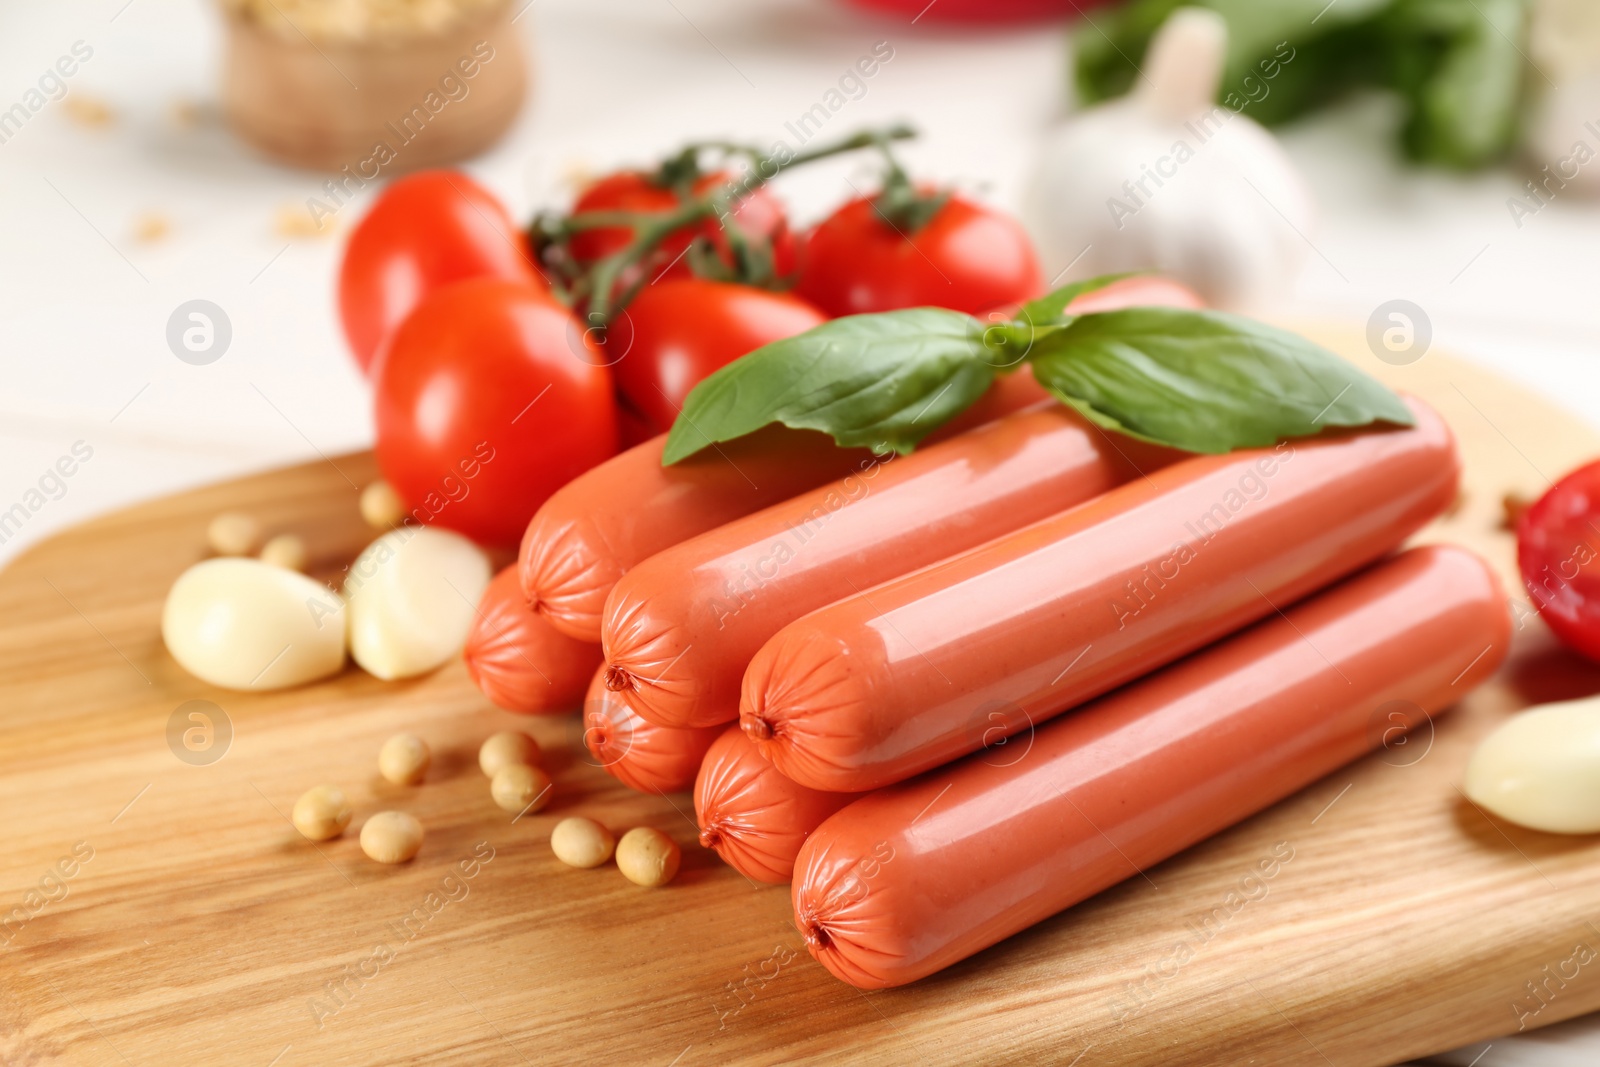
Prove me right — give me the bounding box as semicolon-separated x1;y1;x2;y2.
568;170;795;281
339;170;539;376
796;193;1043;317
608;279;826;435
1519;461;1600;660
373;279;618;547
615;398;658;450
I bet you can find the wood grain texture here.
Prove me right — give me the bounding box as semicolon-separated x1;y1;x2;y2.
4;330;1600;1067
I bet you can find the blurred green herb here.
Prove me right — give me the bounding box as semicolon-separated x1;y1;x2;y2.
1073;0;1530;170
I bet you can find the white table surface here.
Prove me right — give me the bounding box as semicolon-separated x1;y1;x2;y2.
3;1;1599;1062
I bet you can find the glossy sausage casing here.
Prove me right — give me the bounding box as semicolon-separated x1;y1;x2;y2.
744;397;1459;791
518;279;1208;642
581;666;723;794
792;545;1511;988
694;727;865;884
464;566;602;713
518;372;1050;643
603;403;1173;728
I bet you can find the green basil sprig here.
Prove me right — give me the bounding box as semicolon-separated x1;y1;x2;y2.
661;275;1414;464
661;308;1000;462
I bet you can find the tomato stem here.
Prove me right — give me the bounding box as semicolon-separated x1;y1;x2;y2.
535;124;920;329
869;137;950;236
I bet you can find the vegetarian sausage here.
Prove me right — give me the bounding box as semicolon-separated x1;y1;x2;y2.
581;666;724;794
1046;274;1203;315
519;279;1206;642
519;371;1050;642
744;397;1459;791
694;727;865;884
464;566;601;713
603;403;1175;728
792;545;1511;988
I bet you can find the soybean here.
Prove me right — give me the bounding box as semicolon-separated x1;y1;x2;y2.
480;731;540;778
259;533;308;572
551;817;614;869
616;827;681;887
208;511;262;556
360;811;424;863
378;733;430;785
360;480;405;529
491;764;552;813
292;784;352;841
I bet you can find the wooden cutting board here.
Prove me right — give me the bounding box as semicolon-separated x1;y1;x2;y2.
5;327;1600;1067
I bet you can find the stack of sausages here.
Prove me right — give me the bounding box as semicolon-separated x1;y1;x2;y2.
477;301;1511;990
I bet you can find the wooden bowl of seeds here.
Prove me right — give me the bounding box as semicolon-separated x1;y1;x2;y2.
218;0;528;172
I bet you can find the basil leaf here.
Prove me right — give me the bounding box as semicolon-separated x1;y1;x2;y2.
1028;308;1414;453
662;308;994;465
1017;273;1135;327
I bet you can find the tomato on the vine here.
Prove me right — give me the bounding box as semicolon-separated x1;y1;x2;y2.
614;401;657;450
339;170;540;376
373;278;618;547
568;170;795;281
1519;461;1600;660
796;193;1042;317
607;279;826;436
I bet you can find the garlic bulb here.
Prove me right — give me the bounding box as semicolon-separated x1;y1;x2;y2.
1025;8;1315;310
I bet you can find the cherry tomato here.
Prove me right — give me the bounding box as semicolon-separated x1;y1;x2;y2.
614;398;658;450
373;279;618;547
608;279;826;436
339;170;539;376
1519;460;1600;660
568;170;795;281
796;193;1042;317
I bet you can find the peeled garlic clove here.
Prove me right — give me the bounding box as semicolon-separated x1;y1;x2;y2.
1463;697;1600;834
345;526;491;680
162;558;346;690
